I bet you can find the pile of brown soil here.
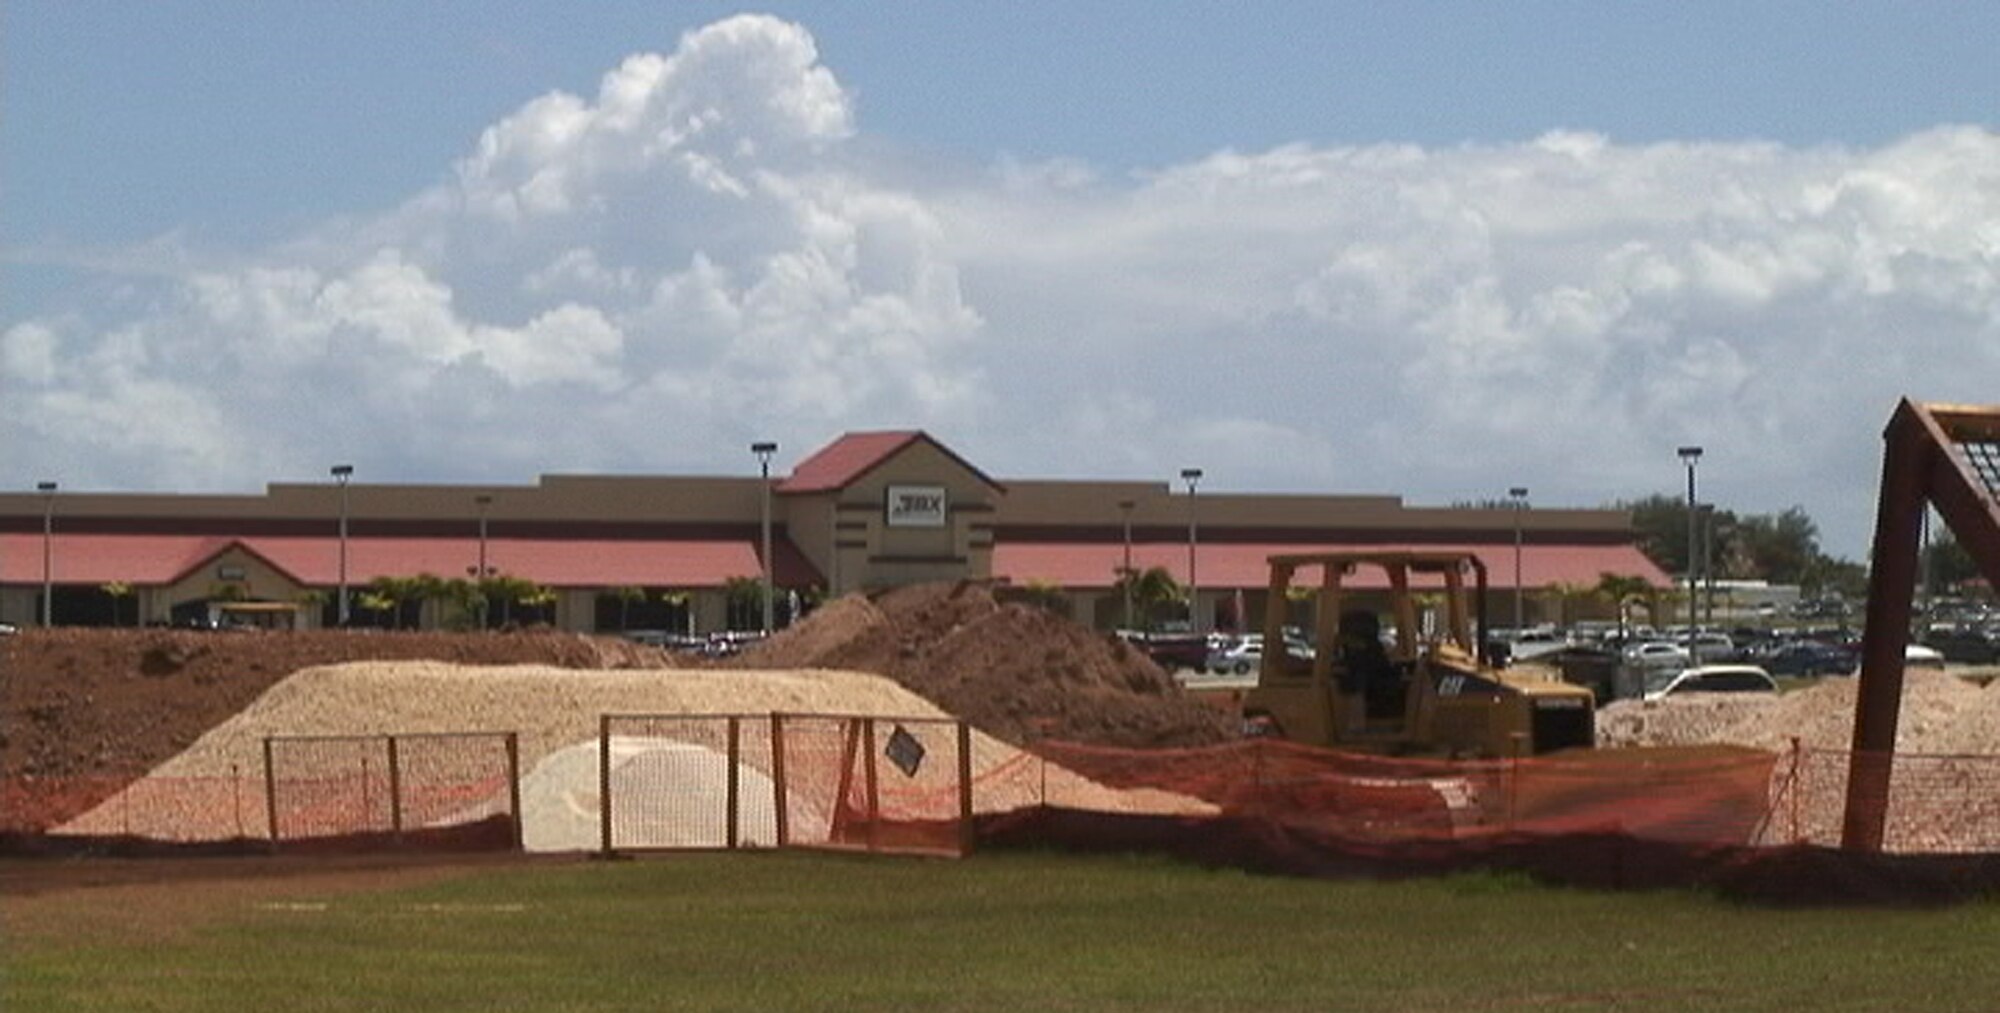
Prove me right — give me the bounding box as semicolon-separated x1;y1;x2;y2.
728;581;1235;748
1;628;678;785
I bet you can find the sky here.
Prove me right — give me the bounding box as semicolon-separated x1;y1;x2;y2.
3;2;1997;562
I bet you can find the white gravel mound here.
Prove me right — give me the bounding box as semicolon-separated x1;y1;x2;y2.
58;661;1214;845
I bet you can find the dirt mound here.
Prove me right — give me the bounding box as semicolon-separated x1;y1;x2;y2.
1;628;679;786
730;581;1234;748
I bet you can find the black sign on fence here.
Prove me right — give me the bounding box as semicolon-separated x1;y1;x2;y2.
885;724;926;778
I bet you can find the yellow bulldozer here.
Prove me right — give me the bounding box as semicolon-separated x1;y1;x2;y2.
1239;550;1595;757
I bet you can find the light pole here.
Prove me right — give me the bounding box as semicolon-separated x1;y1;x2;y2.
752;441;778;634
473;494;494;628
37;481;56;627
331;464;354;627
1677;446;1702;655
1118;499;1136;630
475;494;494;578
1508;486;1529;633
1701;502;1716;626
1180;468;1203;634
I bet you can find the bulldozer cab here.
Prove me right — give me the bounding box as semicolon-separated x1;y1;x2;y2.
1242;550;1593;757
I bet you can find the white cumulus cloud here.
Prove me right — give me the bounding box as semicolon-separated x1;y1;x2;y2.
4;14;1998;561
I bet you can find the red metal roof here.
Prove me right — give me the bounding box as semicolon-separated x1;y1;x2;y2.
0;533;240;586
777;431;923;493
776;430;1003;494
0;533;820;588
991;541;1670;591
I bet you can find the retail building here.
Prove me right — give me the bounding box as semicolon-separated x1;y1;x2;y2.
0;431;1667;633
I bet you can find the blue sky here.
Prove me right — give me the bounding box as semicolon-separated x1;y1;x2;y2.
10;3;1993;247
3;4;1997;561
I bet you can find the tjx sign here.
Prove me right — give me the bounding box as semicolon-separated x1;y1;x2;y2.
885;485;947;528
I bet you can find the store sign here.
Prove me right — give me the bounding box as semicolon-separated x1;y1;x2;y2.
885;485;947;528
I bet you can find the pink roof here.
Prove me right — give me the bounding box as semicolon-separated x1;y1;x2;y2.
0;533;819;588
992;541;1670;591
776;430;1003;494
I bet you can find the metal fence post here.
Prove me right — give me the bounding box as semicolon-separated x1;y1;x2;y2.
387;735;404;843
863;718;882;852
1800;736;1816;844
599;714;614;856
506;732;523;852
956;720;974;856
726;716;741;850
771;714;789;848
262;737;280;850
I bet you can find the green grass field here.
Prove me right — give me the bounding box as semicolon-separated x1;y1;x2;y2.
8;850;1998;1012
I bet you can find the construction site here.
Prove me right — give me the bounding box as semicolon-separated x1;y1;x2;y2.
5;400;2000;907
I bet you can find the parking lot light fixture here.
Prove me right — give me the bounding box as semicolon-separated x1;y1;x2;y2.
475;494;494;579
1180;468;1203;634
752;442;779;635
1677;446;1703;655
331;464;354;627
1118;499;1137;630
37;481;56;627
1509;487;1529;634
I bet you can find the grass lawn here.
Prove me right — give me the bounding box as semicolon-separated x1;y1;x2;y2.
7;849;1998;1012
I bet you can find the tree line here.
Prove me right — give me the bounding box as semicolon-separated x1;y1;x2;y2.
1616;494;1980;600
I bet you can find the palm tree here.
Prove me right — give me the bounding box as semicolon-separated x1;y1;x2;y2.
1593;573;1654;640
1111;565;1183;631
1541;581;1589;628
1018;578;1068;614
658;590;692;635
410;573;449;629
518;584;558;626
723;576;764;631
482;575;542;627
364;575;429;628
436;577;484;630
607;585;647;631
101;581;135;627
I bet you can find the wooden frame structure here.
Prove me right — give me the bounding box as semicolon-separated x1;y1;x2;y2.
1843;400;2000;851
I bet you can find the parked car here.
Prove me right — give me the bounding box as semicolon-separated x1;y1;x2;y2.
1688;631;1738;663
1622;641;1692;669
1140;632;1227;672
1920;626;2000;664
701;631;767;658
1504;627;1572;663
1204;633;1313;675
1644;664;1779;702
1759;640;1858;678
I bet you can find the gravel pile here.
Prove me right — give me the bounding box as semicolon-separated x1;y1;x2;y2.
57;661;1213;847
1596;668;1996;753
1596;668;2000;851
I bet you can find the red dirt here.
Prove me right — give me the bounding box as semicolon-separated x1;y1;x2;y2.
727;581;1236;749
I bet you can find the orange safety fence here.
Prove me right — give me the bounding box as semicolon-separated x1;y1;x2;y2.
1;732;521;852
1762;743;2000;853
1026;739;1781;847
12;725;2000;885
596;714;974;857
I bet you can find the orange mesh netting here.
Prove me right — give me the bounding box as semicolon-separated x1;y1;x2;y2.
1026;739;1780;846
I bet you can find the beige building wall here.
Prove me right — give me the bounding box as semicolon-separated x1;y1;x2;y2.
790;438;1002;592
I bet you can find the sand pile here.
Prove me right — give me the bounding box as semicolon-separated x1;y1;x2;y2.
730;582;1234;748
56;661;1215;849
